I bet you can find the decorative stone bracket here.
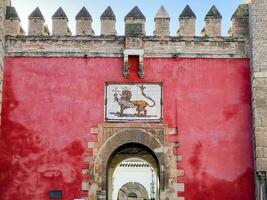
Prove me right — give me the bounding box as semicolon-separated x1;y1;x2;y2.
123;49;144;78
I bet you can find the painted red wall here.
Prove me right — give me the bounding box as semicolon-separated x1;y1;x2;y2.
0;57;254;200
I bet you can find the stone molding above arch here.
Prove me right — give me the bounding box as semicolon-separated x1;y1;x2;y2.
118;182;149;199
81;123;185;200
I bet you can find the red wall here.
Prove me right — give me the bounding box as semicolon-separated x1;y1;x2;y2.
0;57;254;200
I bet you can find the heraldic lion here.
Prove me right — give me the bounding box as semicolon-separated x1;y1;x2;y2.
114;85;156;117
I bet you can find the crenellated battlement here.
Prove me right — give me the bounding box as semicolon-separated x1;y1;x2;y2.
4;4;249;38
3;3;250;61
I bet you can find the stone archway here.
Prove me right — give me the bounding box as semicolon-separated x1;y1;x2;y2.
86;123;184;200
107;143;160;200
118;182;149;200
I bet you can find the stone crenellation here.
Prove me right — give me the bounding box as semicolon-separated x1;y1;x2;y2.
203;5;222;37
52;7;71;36
76;7;94;36
100;6;117;36
3;4;249;38
3;4;251;61
28;7;45;35
154;6;170;37
178;5;196;37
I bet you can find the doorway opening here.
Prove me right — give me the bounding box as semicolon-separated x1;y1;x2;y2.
107;143;160;200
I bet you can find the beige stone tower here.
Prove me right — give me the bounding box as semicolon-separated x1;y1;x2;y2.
76;7;94;36
178;5;196;36
154;6;170;37
28;7;45;35
100;6;117;36
203;5;222;37
52;7;71;36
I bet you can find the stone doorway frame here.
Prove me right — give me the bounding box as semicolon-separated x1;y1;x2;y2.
83;123;185;200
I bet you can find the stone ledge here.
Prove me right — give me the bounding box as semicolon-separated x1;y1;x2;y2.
6;35;247;42
5;35;125;41
6;51;124;58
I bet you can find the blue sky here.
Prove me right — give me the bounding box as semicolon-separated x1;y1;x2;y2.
12;0;244;36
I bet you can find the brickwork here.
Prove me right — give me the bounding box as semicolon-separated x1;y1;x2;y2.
250;0;267;199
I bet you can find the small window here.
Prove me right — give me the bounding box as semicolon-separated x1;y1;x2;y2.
49;190;63;199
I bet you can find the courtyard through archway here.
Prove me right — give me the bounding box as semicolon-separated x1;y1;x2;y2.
107;143;160;200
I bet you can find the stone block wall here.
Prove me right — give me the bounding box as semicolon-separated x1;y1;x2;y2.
250;0;267;199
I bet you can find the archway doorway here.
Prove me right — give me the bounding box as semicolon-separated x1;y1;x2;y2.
107;143;160;200
87;124;181;200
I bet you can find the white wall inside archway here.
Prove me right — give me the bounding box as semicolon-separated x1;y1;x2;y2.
112;158;158;200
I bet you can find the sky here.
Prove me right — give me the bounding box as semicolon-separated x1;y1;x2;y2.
12;0;244;36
